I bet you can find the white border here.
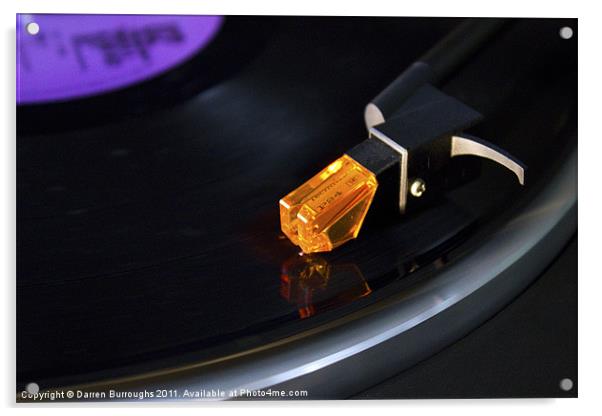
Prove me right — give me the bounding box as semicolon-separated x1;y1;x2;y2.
2;1;598;415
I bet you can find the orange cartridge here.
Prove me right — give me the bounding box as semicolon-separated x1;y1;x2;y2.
279;84;525;254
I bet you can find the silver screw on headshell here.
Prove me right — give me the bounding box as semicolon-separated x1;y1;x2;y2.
410;178;426;197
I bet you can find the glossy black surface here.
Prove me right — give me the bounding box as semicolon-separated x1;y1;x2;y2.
17;17;576;387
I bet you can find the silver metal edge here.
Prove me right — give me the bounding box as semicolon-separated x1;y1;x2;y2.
451;135;526;185
368;127;409;213
364;103;385;130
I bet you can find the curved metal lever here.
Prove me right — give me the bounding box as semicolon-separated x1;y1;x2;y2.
450;135;525;185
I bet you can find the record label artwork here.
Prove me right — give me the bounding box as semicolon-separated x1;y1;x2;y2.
16;14;223;104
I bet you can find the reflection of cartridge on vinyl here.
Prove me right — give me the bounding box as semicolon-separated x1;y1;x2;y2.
280;255;371;319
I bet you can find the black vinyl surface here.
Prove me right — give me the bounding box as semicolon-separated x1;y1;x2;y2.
17;16;577;394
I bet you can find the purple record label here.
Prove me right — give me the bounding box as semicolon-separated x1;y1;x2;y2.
16;14;224;104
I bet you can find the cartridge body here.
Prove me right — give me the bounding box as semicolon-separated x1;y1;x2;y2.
279;155;377;253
